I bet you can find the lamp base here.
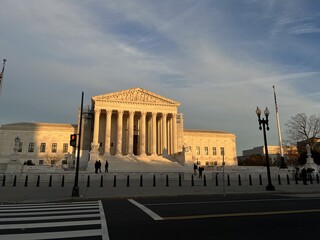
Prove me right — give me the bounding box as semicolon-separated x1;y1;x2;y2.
266;184;275;191
72;186;80;197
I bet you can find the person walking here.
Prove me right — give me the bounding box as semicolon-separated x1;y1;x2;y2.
105;160;109;172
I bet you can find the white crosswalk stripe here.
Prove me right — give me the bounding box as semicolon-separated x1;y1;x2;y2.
0;200;109;240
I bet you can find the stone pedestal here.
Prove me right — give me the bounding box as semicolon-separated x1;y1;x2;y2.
5;153;22;174
303;144;318;171
88;143;100;172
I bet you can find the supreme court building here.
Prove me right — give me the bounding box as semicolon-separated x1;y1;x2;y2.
81;88;237;170
0;88;237;171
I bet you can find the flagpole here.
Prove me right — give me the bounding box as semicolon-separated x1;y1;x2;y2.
273;85;286;168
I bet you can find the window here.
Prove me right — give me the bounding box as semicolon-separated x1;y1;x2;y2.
28;142;35;152
204;146;208;155
196;146;200;155
40;143;46;153
212;147;216;155
221;147;225;156
63;143;68;153
52;143;57;153
18;142;23;152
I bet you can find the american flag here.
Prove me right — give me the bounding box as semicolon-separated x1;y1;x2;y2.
0;59;6;86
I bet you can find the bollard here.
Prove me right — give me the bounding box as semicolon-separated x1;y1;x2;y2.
227;175;230;186
100;175;103;187
113;175;117;187
13;175;17;187
295;174;298;185
127;175;130;187
61;175;65;187
87;175;90;187
203;174;207;186
238;174;242;186
278;174;281;185
286;174;290;185
191;174;194;186
310;174;313;184
166;175;169;187
49;175;52;187
179;174;182;187
2;175;5;186
153;174;156;187
24;175;28;187
140;174;143;187
259;174;263;185
249;174;252;186
215;174;219;186
317;174;319;184
36;175;40;187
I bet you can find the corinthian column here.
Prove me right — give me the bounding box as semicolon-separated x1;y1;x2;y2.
140;111;146;156
162;113;167;155
172;113;177;154
116;110;123;155
128;111;134;155
93;109;101;146
104;109;112;156
152;112;157;156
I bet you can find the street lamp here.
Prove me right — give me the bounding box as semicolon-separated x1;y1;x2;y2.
72;91;84;197
222;148;226;196
256;106;275;191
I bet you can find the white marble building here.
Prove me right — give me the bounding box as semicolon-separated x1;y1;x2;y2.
0;88;237;171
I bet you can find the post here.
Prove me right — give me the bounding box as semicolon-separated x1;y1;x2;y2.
256;107;275;191
72;91;84;197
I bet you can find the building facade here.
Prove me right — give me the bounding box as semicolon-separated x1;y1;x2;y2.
0;122;77;165
0;88;237;170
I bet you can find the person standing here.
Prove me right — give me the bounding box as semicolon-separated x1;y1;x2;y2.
105;160;109;172
94;160;98;173
193;163;198;175
198;166;204;179
97;160;102;173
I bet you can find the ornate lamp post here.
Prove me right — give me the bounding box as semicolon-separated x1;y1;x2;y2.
256;107;275;191
72;91;84;197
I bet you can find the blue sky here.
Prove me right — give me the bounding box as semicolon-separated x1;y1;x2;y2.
0;0;319;155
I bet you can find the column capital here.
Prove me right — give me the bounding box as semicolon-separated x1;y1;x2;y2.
94;109;101;114
117;110;124;115
106;109;113;114
141;111;147;116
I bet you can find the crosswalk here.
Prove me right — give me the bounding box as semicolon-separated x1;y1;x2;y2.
0;200;109;240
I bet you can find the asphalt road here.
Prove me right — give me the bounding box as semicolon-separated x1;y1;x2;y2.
102;193;320;240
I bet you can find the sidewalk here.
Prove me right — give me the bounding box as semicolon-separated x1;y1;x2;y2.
0;178;319;203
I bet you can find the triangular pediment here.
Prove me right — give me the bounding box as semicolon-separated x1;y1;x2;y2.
92;88;180;106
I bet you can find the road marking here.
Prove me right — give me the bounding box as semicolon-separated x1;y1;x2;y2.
144;197;320;206
128;199;163;221
163;209;320;221
98;200;110;240
0;200;110;240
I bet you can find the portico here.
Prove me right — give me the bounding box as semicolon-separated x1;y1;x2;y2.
90;88;180;159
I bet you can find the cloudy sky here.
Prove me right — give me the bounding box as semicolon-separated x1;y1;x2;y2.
0;0;319;155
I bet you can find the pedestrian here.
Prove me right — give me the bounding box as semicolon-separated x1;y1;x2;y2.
94;160;98;173
193;163;198;175
97;160;102;173
198;166;204;179
302;168;308;185
105;160;109;172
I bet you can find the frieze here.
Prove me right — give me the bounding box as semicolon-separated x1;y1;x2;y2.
92;88;180;106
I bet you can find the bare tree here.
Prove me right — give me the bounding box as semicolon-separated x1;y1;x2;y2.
285;113;320;150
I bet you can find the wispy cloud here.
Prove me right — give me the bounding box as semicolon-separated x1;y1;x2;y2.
0;0;319;154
